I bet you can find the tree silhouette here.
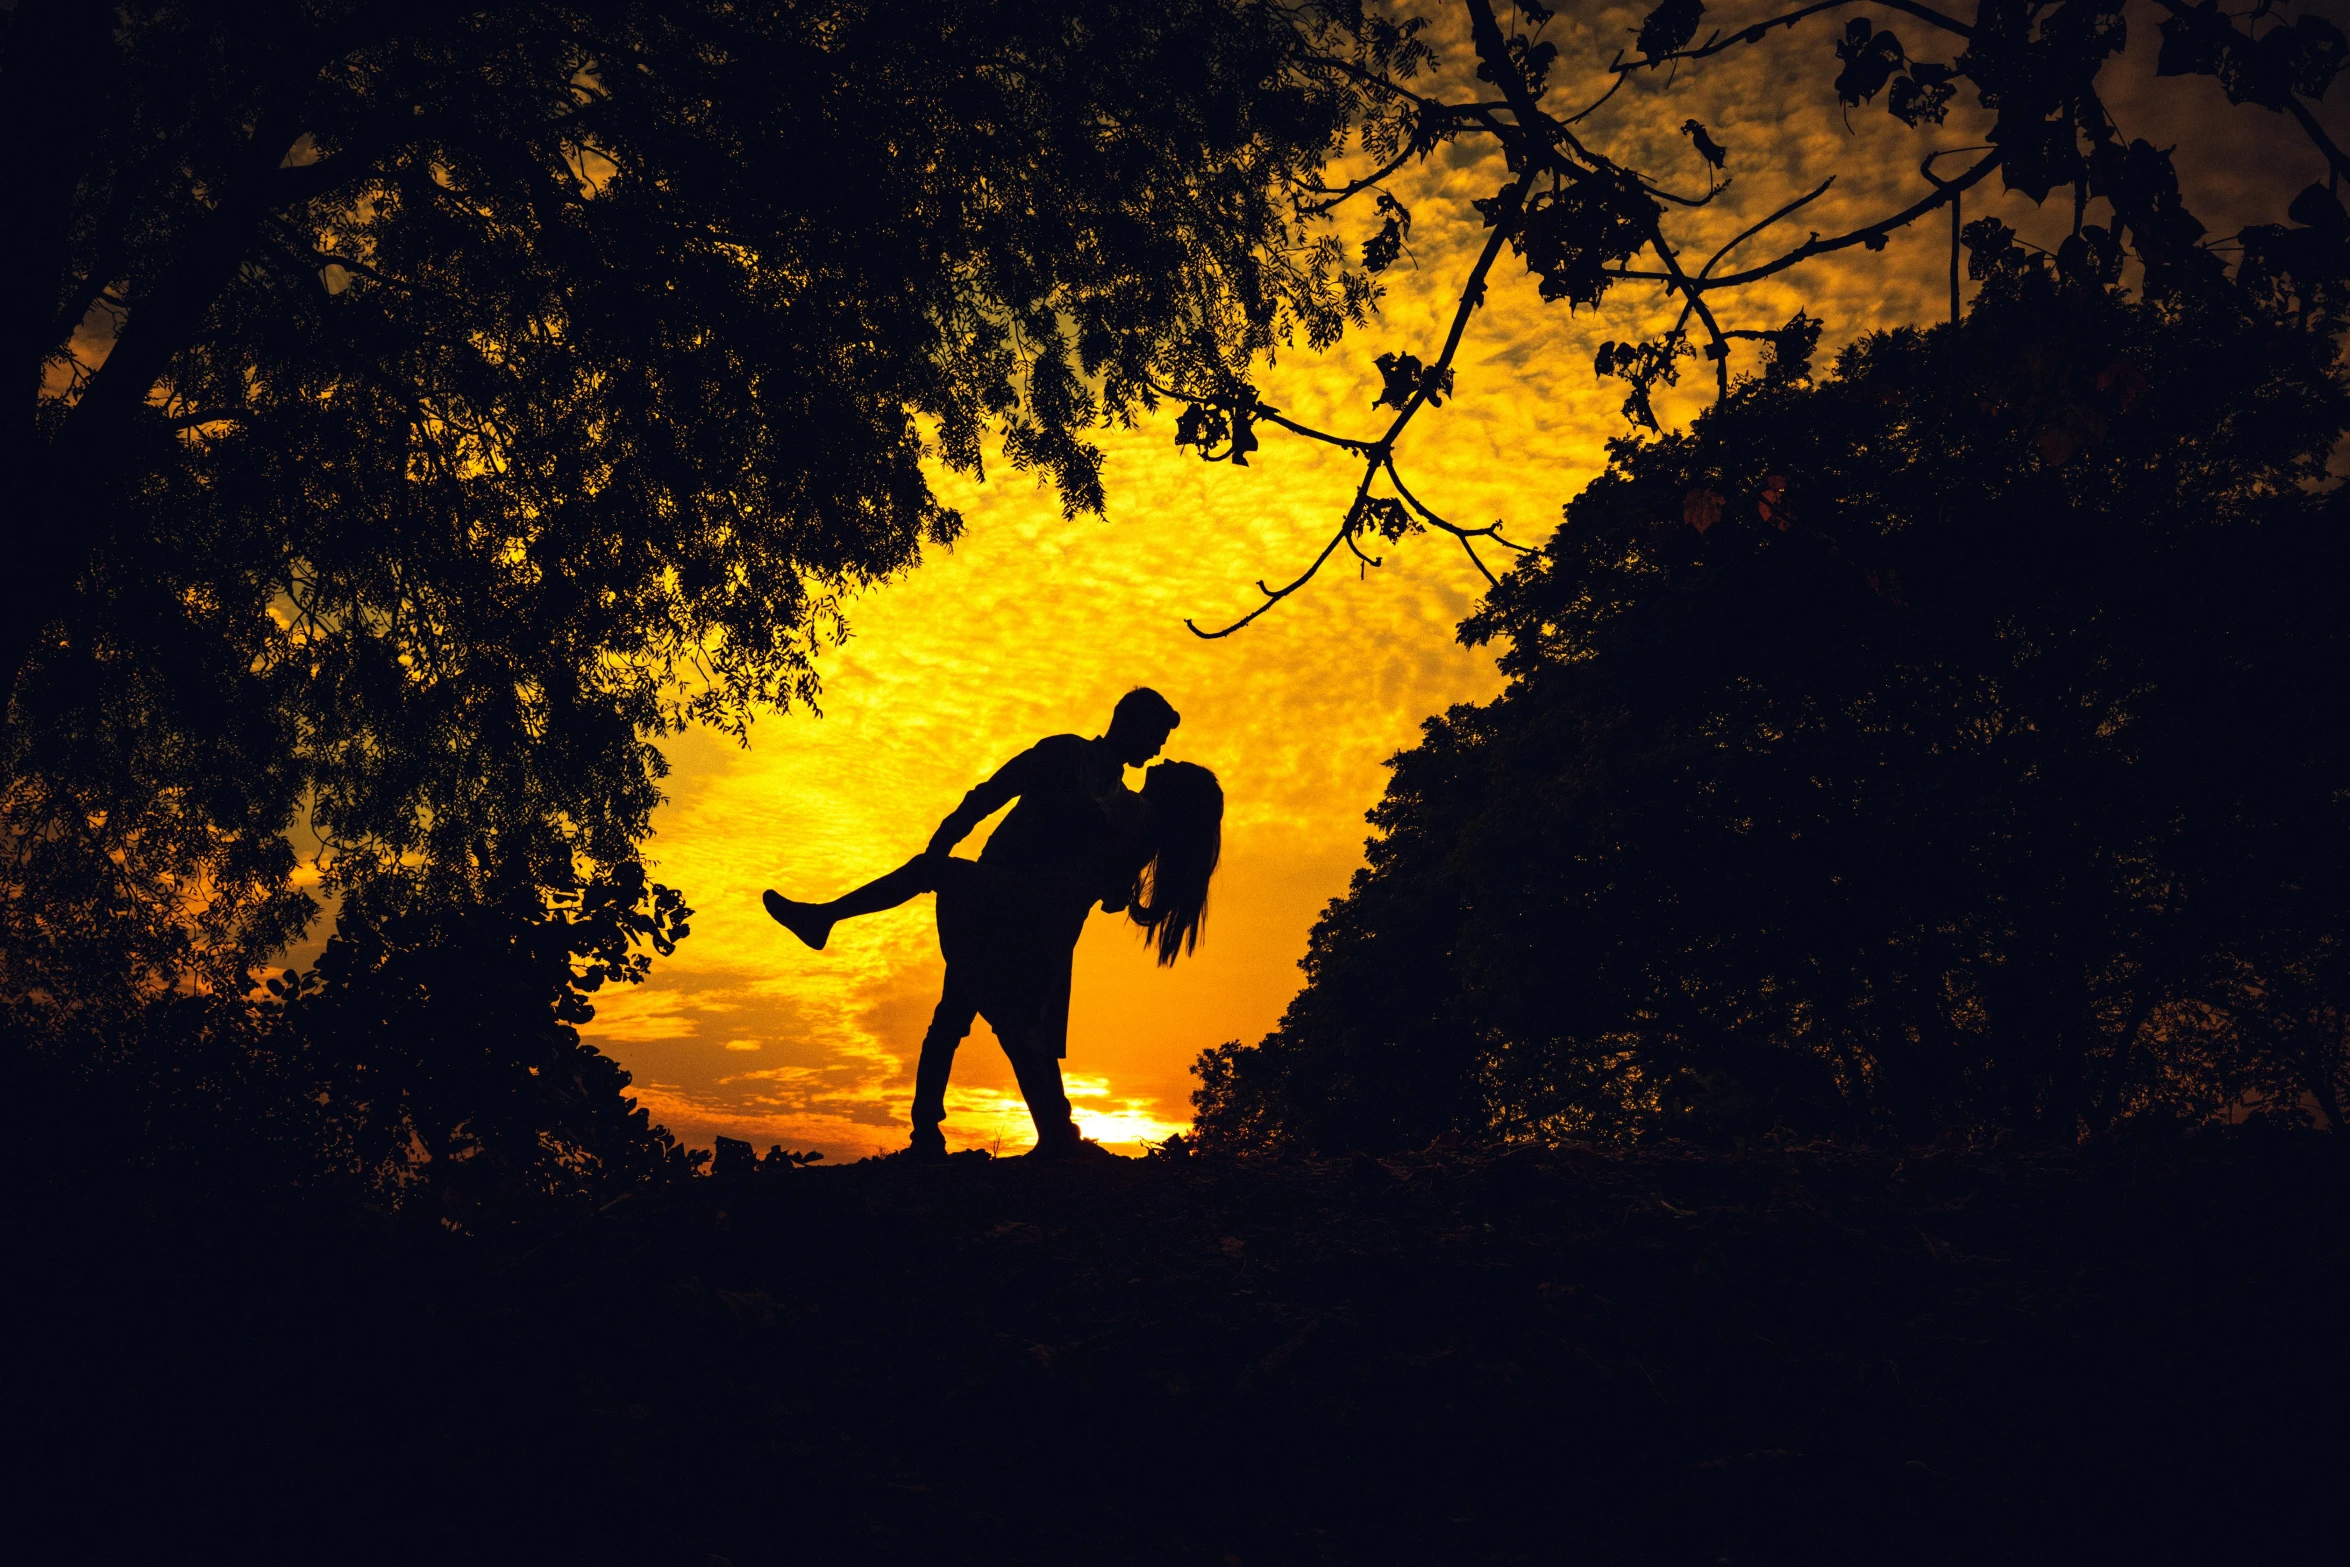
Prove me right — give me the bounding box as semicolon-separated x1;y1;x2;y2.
1196;253;2350;1152
3;1;1416;1179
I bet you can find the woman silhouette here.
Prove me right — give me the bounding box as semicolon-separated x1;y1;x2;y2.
764;756;1223;1158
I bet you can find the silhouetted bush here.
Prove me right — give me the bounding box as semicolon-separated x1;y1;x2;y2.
1198;265;2350;1152
9;862;695;1208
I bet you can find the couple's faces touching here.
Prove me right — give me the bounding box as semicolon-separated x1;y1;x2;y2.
1107;716;1177;768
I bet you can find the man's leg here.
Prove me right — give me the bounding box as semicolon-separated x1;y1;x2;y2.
908;971;978;1155
1004;1041;1080;1153
764;854;937;951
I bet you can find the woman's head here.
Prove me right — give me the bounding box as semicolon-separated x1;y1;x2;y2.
1134;760;1223;966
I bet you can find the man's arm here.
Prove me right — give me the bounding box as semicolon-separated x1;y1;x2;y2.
925;741;1048;857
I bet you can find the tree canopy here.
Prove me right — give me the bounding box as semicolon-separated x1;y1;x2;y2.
1195;254;2350;1152
3;0;1421;1017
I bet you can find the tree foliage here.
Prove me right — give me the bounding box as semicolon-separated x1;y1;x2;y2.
1171;0;2350;634
2;0;1420;1186
4;0;1396;916
25;862;697;1202
1196;261;2350;1152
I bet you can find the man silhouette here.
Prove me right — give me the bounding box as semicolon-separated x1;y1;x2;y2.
763;687;1182;1157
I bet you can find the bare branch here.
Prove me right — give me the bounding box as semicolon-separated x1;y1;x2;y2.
1297;139;1425;215
1184;524;1357;639
163;408;251;432
1383;456;1530;554
1642;176;1729;209
1697;177;1835;279
1615;149;2002;290
1561;70;1628;127
1149;378;1375;455
1185;162;1535;638
1250;402;1374;453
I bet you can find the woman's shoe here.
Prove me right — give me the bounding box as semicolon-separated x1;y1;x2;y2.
761;890;833;950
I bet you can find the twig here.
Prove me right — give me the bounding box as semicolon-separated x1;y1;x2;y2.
1561;71;1627;127
1697;178;1835;279
1184;166;1535;638
1616;149;2002;290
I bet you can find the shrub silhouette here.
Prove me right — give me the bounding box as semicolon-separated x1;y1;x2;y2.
12;862;693;1207
1198;261;2350;1152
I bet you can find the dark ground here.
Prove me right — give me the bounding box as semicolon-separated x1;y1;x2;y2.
20;1129;2345;1565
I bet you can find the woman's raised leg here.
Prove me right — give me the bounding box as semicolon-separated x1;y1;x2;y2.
762;854;937;950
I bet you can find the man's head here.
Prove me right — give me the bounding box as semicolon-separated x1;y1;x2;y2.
1105;687;1180;766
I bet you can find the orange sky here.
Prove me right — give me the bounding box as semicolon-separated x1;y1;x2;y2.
579;2;2343;1157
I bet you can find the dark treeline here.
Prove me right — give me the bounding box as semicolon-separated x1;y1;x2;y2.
1198;242;2350;1153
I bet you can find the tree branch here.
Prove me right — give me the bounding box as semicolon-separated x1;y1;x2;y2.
1185;163;1534;638
1617;149;2002;290
1618;0;1974;76
1697;177;1835;279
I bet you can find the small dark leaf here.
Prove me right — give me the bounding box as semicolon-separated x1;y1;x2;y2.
1962;216;2025;280
1764;310;1822;385
1596;334;1688;431
1636;0;1705;60
1834;24;1908;108
2288;181;2350;235
1517;173;1655;310
2289;16;2348;98
1509;36;1561;95
2156;2;2225;78
1888;70;1956;126
1682;488;1725;533
1992;110;2082;204
1681;119;1728;170
1373;351;1420;411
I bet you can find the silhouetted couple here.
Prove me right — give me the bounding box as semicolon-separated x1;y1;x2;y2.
763;688;1223;1159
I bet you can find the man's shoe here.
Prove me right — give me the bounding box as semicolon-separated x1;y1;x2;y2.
1026;1128;1122;1162
761;890;833;951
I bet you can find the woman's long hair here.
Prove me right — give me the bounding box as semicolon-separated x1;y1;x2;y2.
1133;761;1222;966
